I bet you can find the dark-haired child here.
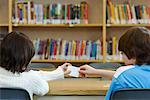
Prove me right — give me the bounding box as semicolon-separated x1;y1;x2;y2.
79;27;150;100
0;32;71;100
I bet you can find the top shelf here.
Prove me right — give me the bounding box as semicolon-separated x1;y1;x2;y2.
106;24;150;27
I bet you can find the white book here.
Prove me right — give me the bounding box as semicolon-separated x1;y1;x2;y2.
87;40;91;60
131;5;137;24
56;39;61;59
143;6;148;24
96;40;102;60
39;4;43;24
27;1;31;24
34;4;43;24
61;40;66;60
15;2;19;24
67;41;72;60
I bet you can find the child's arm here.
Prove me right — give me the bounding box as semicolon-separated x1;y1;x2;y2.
79;65;115;80
33;63;71;81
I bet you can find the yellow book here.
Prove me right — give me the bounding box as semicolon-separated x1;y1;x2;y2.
23;3;27;24
114;5;119;24
118;5;123;24
121;5;126;24
109;1;115;24
112;37;116;56
72;40;76;60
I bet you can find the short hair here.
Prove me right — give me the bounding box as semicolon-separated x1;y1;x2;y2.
0;32;35;73
118;27;150;65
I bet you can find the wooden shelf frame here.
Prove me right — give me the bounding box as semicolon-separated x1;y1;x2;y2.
0;24;9;27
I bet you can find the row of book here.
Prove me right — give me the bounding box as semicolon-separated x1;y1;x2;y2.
13;1;88;24
32;37;123;61
107;0;150;24
33;38;102;60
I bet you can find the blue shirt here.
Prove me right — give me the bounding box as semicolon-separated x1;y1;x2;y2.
105;65;150;100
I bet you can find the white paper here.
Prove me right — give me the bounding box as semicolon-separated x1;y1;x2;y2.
67;66;79;77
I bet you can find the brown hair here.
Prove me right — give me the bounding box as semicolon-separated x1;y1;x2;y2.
118;27;150;65
0;32;35;73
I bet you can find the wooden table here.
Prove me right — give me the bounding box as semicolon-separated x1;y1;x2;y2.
34;74;111;100
47;78;110;96
35;78;111;100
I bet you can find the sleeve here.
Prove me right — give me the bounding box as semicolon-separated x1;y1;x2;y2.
105;77;123;100
30;73;49;96
31;67;64;81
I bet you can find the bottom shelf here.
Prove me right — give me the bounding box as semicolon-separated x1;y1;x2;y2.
31;59;103;63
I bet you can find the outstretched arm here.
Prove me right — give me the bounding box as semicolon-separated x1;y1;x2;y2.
31;63;71;81
79;64;115;80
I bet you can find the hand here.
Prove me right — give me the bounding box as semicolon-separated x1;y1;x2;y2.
59;63;72;75
79;64;97;77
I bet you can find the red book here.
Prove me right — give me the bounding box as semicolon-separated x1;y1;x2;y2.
67;4;71;23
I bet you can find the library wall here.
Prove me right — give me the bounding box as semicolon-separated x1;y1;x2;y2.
0;0;9;24
13;27;102;41
107;27;150;40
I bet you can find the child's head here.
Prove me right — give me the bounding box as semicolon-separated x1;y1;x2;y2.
0;32;35;73
118;27;150;65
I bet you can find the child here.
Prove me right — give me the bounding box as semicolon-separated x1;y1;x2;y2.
79;27;150;100
0;32;71;100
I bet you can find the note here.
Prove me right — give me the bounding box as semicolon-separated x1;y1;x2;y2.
67;66;79;77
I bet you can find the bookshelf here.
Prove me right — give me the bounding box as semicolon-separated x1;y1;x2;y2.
1;0;150;64
11;0;104;64
13;24;102;28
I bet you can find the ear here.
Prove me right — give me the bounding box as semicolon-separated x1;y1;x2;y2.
125;58;136;65
130;58;136;64
22;67;27;71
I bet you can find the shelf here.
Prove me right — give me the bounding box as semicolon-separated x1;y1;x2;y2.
106;24;150;27
12;24;102;28
0;24;8;27
31;59;103;63
13;24;150;27
106;59;124;63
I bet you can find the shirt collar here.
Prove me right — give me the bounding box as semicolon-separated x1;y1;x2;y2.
0;67;20;77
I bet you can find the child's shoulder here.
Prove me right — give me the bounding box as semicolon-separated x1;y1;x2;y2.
21;70;41;79
114;65;135;78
